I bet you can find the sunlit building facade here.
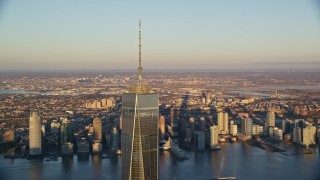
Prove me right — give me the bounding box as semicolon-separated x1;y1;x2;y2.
93;117;102;142
217;112;229;134
29;109;42;155
121;93;159;180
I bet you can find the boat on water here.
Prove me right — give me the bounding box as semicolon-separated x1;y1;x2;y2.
160;138;172;151
163;146;171;151
116;149;122;155
211;145;221;151
163;138;171;150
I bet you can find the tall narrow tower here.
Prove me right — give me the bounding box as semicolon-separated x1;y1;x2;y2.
121;20;159;180
29;109;42;156
93;117;102;142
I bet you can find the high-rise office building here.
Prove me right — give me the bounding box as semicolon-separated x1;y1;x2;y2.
230;124;238;136
93;117;102;142
61;119;74;155
29;109;42;156
223;112;229;134
293;127;302;144
217;112;228;134
111;126;120;151
159;115;165;141
282;119;291;133
274;128;283;141
265;112;275;137
217;112;223;132
266;111;275;127
92;117;102;154
209;126;219;148
316;128;320;144
121;20;159;180
194;131;205;150
170;108;179;139
199;117;205;131
61;119;72;143
252;125;264;136
302;123;316;147
189;117;195;138
268;126;275;137
178;117;186;139
241;118;253;137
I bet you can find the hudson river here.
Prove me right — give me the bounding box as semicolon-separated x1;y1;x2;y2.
0;143;319;180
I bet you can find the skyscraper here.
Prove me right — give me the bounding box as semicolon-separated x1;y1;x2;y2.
111;126;120;151
189;117;195;137
194;131;205;150
61;119;72;143
159;115;165;141
223;112;229;134
266;111;275;137
61;119;74;155
293;126;302;144
241;118;253;137
209;125;219;149
29;109;42;156
170;108;179;139
217;112;228;134
230;124;238;136
93;117;102;142
217;112;223;132
121;20;159;180
266;111;275;127
302;123;316;147
199;117;205;131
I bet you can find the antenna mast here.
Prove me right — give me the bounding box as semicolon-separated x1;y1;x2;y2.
127;19;151;94
138;19;143;85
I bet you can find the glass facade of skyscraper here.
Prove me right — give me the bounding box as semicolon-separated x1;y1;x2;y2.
61;119;72;143
121;93;159;180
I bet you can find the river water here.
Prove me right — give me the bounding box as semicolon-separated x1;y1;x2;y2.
0;90;30;94
0;143;319;180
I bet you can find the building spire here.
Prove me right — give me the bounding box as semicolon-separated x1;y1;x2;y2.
128;19;151;94
138;19;143;85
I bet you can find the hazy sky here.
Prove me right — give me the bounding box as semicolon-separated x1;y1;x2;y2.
0;0;320;70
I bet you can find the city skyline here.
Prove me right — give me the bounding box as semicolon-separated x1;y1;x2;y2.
1;2;320;179
1;65;320;179
0;0;320;70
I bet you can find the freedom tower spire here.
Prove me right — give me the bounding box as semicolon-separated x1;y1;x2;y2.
121;20;159;180
138;19;142;85
128;19;151;94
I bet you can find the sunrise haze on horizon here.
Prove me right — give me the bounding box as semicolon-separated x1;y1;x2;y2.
0;0;320;70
